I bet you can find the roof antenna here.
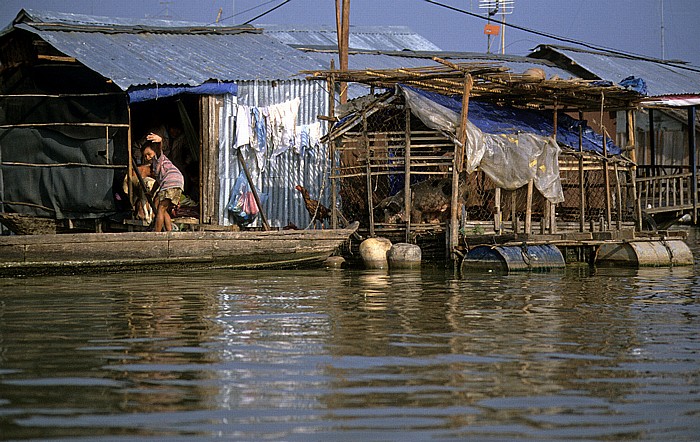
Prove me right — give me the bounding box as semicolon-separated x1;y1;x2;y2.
479;0;514;54
660;0;665;60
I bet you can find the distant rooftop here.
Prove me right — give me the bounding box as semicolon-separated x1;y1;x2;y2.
259;24;442;52
529;44;700;105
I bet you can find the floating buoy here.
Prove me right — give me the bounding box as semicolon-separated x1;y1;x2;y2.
596;240;693;267
324;255;346;269
359;237;392;269
461;244;565;273
387;243;422;269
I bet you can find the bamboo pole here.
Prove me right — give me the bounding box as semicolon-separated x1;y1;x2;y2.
614;162;623;230
0;122;130;128
578;110;586;232
364;110;375;237
494;187;501;234
328;61;338;229
511;191;517;233
525;180;533;235
601;93;612;230
335;0;350;104
0;162;125;168
237;149;269;231
105;126;110;165
404;104;412;243
688;105;698;224
550;98;558;234
127;105;134;210
627;108;643;231
450;74;472;262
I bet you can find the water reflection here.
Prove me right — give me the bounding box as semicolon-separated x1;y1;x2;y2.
0;230;698;440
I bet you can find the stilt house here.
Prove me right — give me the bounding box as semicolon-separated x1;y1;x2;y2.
307;61;644;260
529;45;700;226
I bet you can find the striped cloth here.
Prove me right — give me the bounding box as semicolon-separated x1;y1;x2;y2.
152;154;184;191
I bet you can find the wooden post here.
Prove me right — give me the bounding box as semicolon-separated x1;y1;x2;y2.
105;126;110;165
601;93;612;230
540;202;547;234
450;74;473;262
649;108;656;174
578;110;586;232
364;110;375;237
511;191;517;233
127;106;134;208
614;162;622;230
525;180;533;235
328;62;338;229
689;105;698;224
494;187;501;234
627;109;643;231
404;105;412;242
550;98;558;234
335;0;350;104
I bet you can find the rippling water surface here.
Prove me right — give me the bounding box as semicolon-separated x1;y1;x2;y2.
1;229;699;440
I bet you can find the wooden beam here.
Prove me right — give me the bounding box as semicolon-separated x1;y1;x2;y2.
627;108;643;231
364;110;375;237
550;98;558;234
578;110;586;232
450;74;472;262
36;54;76;63
328;62;338;229
601;93;612;229
404;104;412;243
689;105;698;224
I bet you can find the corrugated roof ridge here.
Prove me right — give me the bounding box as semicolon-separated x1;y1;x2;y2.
534;44;696;69
15;8;260;34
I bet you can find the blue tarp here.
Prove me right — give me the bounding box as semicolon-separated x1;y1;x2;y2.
403;85;620;156
128;81;238;103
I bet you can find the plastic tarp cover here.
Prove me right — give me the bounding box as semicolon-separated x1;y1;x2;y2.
128;81;238;103
400;85;564;203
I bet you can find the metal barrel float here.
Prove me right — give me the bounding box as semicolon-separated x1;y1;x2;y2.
596;239;694;267
461;244;566;273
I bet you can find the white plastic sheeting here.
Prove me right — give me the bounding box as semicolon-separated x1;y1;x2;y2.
400;86;564;204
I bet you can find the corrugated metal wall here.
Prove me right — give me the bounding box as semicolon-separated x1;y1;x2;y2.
217;79;332;229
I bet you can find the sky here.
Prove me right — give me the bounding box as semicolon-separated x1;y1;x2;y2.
1;0;699;66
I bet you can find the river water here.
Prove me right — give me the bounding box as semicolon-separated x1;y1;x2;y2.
1;229;699;441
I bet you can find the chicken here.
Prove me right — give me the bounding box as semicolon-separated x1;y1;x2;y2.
377;173;468;224
295;185;330;229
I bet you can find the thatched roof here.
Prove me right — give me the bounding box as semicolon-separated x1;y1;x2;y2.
306;57;642;112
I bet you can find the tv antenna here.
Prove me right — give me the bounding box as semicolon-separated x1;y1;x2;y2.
478;0;514;54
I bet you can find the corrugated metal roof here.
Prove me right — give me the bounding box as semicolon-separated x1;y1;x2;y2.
8;9;326;90
529;45;700;98
259;24;441;52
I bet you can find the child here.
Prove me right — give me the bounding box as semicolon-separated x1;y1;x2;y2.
141;138;184;232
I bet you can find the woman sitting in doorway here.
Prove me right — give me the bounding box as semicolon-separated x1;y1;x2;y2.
141;133;184;232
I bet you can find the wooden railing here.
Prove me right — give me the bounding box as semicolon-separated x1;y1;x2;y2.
636;167;696;214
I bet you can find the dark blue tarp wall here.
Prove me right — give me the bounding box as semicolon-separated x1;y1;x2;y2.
128;81;238;103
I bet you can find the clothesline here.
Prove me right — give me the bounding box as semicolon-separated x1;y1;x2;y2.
234;97;324;171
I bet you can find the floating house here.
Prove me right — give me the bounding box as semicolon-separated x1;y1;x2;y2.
529;45;700;226
306;59;694;267
0;9;340;234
